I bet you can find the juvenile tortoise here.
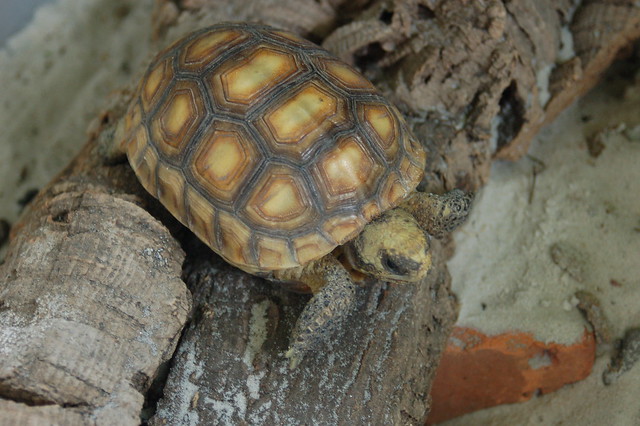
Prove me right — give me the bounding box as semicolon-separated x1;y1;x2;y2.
114;22;471;368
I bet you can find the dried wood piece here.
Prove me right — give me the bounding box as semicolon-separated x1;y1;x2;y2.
154;0;338;41
499;0;640;159
575;290;614;348
317;0;640;189
388;0;549;188
0;141;191;424
150;246;456;424
323;19;398;62
0;399;87;426
322;0;416;64
246;0;337;39
550;241;588;283
603;328;640;385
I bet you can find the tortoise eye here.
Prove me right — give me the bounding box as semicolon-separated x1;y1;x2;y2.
380;251;423;279
382;253;403;275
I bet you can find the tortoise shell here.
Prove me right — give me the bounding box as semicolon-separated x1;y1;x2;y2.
120;23;426;274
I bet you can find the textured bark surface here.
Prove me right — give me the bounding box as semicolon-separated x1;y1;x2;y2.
150;245;455;425
2;0;640;424
0;139;191;424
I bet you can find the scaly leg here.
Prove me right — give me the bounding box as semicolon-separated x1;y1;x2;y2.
274;255;356;369
400;189;472;239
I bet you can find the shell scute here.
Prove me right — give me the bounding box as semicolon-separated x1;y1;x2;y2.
150;79;206;159
191;122;260;205
244;165;316;231
310;134;384;210
221;46;300;105
141;58;174;112
256;80;349;162
179;28;248;73
156;163;187;223
319;59;376;92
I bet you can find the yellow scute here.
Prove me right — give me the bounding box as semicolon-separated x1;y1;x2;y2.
223;48;297;104
266;84;337;143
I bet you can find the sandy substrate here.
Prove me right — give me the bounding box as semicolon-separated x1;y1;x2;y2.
450;76;640;345
0;0;153;236
446;68;640;424
1;0;639;424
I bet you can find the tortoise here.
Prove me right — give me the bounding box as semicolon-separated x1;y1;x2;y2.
113;22;471;368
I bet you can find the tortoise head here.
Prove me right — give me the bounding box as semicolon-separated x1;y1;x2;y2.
344;208;432;282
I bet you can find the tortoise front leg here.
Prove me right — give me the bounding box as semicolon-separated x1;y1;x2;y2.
400;189;472;239
274;255;357;369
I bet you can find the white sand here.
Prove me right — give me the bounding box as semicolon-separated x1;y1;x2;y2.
450;86;640;344
446;72;640;423
2;0;639;424
0;0;153;230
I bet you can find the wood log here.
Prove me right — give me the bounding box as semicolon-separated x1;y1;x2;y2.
0;141;191;425
1;0;639;424
150;243;456;424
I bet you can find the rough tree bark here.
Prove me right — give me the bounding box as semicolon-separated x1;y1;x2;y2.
0;140;191;424
1;0;639;424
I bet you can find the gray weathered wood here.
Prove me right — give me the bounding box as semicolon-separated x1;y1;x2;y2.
2;0;640;423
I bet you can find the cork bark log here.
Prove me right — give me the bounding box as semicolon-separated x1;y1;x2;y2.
0;140;192;425
1;0;639;424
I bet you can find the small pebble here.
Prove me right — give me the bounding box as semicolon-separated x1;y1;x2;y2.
549;241;586;283
603;328;640;385
575;290;613;347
